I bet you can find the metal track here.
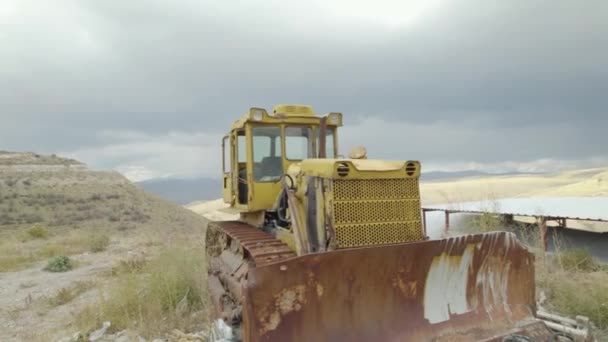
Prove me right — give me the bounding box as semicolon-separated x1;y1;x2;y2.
205;220;296;334
211;220;296;266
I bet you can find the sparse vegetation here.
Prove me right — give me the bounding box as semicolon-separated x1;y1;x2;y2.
47;281;94;307
77;247;209;336
44;256;73;272
538;269;608;333
23;225;49;240
88;232;110;253
111;254;148;275
0;244;35;272
556;248;600;272
461;212;504;233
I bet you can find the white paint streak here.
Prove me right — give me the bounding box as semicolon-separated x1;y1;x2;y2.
476;234;513;319
423;243;476;324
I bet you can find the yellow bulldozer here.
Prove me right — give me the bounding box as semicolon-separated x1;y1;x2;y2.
205;105;587;341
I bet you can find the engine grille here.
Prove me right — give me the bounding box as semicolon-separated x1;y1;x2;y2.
332;178;423;248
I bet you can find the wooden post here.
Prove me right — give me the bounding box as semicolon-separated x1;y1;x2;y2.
504;214;514;226
539;216;548;251
444;211;450;233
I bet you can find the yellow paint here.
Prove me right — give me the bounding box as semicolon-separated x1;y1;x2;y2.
294;159;420;179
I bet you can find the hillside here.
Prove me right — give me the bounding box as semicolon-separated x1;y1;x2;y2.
0;152;205;234
0;152;210;341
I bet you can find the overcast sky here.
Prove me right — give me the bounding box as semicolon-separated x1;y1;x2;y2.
1;1;607;181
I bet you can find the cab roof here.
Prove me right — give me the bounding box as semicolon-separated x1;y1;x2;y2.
230;104;342;130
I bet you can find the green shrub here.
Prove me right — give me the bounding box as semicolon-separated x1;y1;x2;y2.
44;255;73;272
88;232;110;253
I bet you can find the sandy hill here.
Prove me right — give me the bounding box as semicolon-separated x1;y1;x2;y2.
420;167;608;205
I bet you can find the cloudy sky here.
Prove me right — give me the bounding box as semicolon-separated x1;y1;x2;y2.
1;1;607;181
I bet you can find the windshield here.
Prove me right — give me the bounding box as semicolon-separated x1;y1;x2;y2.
285;126;313;160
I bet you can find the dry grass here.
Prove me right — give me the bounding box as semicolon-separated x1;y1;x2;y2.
22;225;49;241
556;248;601;272
46;281;94;307
76;246;210;337
0;241;36;272
460;212;504;234
538;267;608;331
87;232;110;253
0;228;112;272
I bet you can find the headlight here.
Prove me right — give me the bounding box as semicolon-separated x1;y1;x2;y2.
251;109;264;121
327;112;342;125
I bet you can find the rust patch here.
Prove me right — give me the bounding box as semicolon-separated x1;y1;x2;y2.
392;275;417;298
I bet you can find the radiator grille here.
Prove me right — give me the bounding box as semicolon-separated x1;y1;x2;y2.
333;178;423;248
334;178;419;200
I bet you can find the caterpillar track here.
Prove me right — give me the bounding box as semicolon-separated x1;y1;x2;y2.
205;221;296;336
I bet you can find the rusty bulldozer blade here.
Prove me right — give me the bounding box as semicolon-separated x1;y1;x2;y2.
240;231;553;342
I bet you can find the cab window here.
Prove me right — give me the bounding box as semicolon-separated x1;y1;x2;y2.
324;128;336;158
222;136;230;173
286;126;313;160
252;126;282;182
237;133;246;163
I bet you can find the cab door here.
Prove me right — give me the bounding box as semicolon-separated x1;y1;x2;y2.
221;135;233;204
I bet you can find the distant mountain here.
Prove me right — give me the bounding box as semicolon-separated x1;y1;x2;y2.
136;177;221;205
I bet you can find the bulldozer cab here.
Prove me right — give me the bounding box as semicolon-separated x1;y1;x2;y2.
222;105;341;211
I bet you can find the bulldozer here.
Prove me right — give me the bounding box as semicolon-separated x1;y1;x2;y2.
205;105;587;341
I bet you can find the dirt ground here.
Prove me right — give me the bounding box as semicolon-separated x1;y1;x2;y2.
0;237;135;341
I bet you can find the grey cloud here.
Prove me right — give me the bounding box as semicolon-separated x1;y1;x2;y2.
1;0;607;175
